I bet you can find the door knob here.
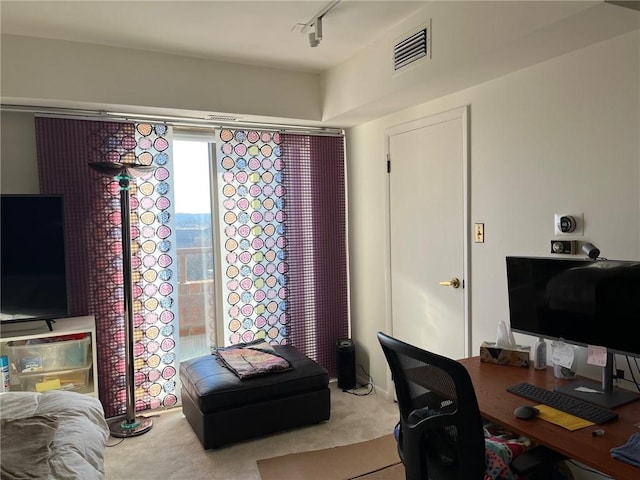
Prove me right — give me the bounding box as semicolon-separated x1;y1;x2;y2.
439;277;460;288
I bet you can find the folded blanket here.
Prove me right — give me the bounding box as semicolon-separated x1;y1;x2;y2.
611;432;640;467
214;340;292;380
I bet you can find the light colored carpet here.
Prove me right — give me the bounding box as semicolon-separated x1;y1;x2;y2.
104;382;400;480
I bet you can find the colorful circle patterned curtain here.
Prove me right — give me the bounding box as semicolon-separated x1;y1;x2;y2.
36;118;178;417
216;129;288;345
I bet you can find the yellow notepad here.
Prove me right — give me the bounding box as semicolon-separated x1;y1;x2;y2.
35;378;61;392
535;404;594;431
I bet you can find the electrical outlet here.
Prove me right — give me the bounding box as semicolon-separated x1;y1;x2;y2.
616;369;625;380
550;240;578;254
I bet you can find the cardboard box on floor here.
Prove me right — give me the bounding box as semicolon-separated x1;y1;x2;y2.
258;434;402;480
480;342;530;367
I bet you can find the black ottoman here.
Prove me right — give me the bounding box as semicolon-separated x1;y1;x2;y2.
180;345;331;449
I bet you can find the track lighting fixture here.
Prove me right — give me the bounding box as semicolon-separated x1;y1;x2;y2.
309;16;323;47
299;0;340;48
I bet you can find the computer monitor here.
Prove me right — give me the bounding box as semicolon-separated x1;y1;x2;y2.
506;256;640;409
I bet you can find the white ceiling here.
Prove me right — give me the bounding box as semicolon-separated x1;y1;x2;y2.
0;0;429;73
1;0;639;126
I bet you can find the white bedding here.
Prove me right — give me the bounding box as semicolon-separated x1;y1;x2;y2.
0;390;109;480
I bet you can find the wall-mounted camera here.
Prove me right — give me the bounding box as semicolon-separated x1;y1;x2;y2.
581;242;601;260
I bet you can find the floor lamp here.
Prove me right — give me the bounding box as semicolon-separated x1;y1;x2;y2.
90;161;156;437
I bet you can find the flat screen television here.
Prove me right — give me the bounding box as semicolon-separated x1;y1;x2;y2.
1;194;69;330
506;256;640;408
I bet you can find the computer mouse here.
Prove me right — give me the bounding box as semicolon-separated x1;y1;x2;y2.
514;405;539;420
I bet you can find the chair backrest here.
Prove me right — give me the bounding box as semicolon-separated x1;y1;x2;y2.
377;332;486;480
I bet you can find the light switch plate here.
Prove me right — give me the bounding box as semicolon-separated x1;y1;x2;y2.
474;223;484;243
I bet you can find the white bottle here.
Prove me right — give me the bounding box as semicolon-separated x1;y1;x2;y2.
533;338;547;370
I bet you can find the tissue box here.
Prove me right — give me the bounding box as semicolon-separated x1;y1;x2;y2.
480;342;530;367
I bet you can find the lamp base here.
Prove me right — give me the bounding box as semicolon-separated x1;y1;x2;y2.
109;416;153;438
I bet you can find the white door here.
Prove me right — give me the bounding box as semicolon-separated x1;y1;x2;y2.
386;106;470;360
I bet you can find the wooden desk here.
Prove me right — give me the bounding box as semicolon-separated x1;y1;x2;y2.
458;356;640;480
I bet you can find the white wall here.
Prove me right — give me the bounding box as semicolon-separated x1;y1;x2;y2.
322;1;639;126
0;111;39;193
347;30;640;400
347;33;639;480
4;3;637;129
1;34;322;124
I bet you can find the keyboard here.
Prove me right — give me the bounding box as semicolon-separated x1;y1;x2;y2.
506;382;618;424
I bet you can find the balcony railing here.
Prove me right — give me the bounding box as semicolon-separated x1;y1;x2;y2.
176;247;214;337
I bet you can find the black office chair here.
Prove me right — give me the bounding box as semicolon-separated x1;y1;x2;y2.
377;332;569;480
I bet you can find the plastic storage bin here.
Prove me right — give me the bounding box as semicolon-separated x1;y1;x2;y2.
16;364;92;393
6;336;91;373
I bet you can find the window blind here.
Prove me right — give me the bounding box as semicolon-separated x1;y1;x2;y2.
280;134;348;378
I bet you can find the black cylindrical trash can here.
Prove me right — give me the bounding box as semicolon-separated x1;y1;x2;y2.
336;338;356;390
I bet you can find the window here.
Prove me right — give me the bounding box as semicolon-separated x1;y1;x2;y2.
36;119;348;418
173;138;217;361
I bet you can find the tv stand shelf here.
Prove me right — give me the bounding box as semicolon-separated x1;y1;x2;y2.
0;316;98;398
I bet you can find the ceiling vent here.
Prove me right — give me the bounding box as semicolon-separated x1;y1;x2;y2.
206;114;241;122
393;22;430;72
